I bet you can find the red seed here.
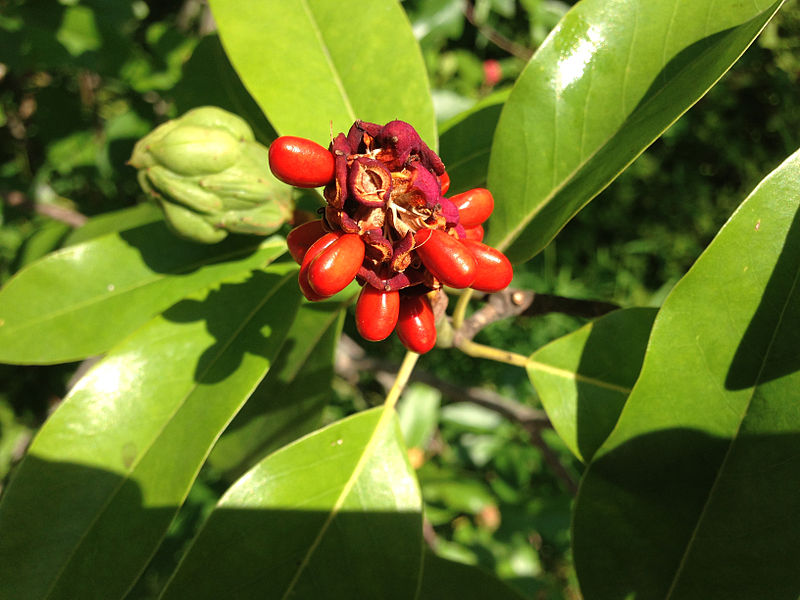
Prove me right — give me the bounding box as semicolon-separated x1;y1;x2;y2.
286;219;327;264
415;229;476;289
298;232;340;301
308;233;365;297
438;171;450;195
450;188;494;228
396;295;436;354
268;136;334;188
463;224;484;242
356;286;400;342
463;240;513;292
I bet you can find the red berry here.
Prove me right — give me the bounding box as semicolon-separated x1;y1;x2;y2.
286;219;327;264
438;171;450;195
396;295;436;354
463;224;484;242
463;240;513;292
268;136;334;188
450;188;494;228
299;232;341;301
356;286;399;342
308;233;365;297
414;229;476;289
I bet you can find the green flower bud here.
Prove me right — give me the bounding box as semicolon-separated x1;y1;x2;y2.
130;107;293;243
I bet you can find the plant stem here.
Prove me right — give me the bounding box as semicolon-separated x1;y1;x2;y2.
456;338;529;368
383;350;420;410
451;288;473;331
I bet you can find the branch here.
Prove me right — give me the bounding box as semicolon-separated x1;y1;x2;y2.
455;288;619;343
463;0;534;61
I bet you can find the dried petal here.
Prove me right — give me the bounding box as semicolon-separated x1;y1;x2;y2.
324;133;352;209
362;228;393;264
391;231;414;272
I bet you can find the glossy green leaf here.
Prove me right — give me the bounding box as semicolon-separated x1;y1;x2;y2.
527;307;657;462
209;0;437;147
172;34;278;146
397;382;441;449
438;89;509;195
418;550;527;600
0;264;302;600
486;0;785;262
208;301;346;479
573;148;800;599
63;203;162;246
0;222;286;364
160;407;423;600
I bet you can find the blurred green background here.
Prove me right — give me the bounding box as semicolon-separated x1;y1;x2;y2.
2;0;799;597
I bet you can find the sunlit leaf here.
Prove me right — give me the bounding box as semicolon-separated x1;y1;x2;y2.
573;148;800;599
486;0;785;262
0;264;302;600
209;0;436;147
527;307;657;462
160;407;422;600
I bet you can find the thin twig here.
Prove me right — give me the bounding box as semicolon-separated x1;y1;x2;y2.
463;0;534;61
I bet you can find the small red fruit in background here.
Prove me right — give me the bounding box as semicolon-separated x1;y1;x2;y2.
396;295;436;354
268;136;334;188
463;240;513;292
356;286;399;342
414;229;476;289
483;59;502;87
307;233;365;297
450;188;494;228
286;219;327;264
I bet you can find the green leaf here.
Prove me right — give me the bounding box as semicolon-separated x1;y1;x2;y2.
527;307;657;462
208;300;346;478
418;550;527;600
485;0;785;262
63;203;162;246
438;89;509;195
209;0;437;148
0;263;302;600
0;222;286;364
573;148;800;599
397;382;441;449
160;407;423;600
172;34;278;146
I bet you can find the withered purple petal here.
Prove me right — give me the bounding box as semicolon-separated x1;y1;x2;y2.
348;157;392;207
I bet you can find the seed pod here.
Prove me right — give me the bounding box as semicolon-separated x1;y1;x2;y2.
396;294;436;354
450;188;494;228
269;136;335;188
463;240;513;292
286;219;327;264
130;107;293;243
356;286;400;342
299;232;341;301
307;233;365;297
414;229;476;289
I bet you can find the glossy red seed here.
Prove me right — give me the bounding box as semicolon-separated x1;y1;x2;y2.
268;136;335;188
308;233;365;297
415;229;476;289
286;219;327;264
298;232;340;301
463;224;484;242
356;286;400;342
463;240;513;292
450;188;494;228
438;171;451;195
396;295;436;354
